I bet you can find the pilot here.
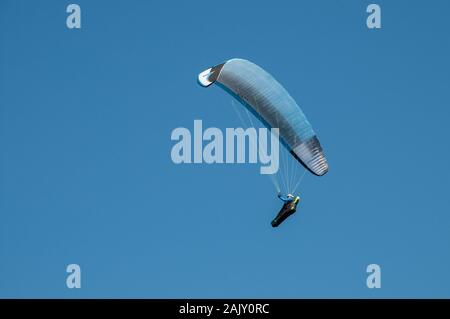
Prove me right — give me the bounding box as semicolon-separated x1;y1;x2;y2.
272;193;300;227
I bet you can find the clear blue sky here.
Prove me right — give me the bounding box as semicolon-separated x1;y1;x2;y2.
1;0;449;298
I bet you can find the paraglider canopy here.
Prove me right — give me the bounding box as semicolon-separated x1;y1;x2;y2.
198;58;328;177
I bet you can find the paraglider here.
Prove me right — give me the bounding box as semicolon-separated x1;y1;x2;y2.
198;58;328;227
